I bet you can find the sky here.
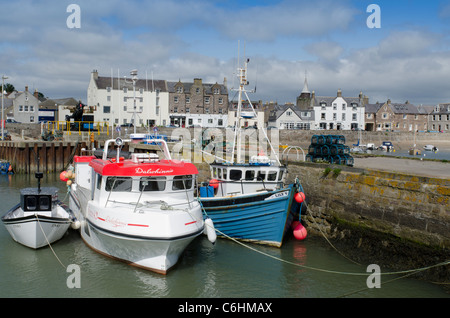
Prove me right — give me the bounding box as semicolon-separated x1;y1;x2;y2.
2;0;450;106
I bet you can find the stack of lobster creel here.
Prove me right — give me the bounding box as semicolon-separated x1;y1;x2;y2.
306;135;354;166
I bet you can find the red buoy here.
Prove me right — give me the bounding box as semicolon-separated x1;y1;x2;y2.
294;192;305;203
209;179;220;189
59;171;68;182
293;223;307;240
291;220;300;230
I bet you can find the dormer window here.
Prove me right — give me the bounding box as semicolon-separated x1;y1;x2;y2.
177;86;183;93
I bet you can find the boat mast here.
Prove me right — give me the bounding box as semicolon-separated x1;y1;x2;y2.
230;45;281;165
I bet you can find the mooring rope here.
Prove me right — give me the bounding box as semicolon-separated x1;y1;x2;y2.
198;199;450;279
36;214;66;270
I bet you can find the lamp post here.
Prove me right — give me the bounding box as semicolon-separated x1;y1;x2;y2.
1;75;8;141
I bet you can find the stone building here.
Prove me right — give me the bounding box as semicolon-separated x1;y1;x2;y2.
429;103;450;132
367;100;428;132
167;78;228;127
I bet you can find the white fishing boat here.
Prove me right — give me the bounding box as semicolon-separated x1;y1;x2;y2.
68;137;205;274
2;171;73;249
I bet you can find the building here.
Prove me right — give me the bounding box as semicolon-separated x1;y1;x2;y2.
369;100;428;132
267;103;314;130
311;89;366;130
228;100;265;128
12;86;40;123
429;103;450;132
167;78;228;128
87;70;169;127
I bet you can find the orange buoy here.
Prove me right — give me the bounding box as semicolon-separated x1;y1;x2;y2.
294;192;305;203
209;179;220;189
59;171;68;182
293;223;307;240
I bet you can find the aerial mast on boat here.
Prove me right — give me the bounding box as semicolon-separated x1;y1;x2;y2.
231;44;281;165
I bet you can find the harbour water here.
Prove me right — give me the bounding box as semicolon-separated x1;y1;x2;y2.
0;173;448;298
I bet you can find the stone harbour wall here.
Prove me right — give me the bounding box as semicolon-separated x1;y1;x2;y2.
285;161;450;280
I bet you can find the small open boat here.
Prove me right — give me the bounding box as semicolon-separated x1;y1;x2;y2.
1;171;74;249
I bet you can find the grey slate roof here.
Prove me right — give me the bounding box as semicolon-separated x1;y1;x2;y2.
95;76;168;92
167;81;228;95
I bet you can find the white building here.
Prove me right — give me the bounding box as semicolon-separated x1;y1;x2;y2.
312;89;366;130
268;103;314;130
87;70;170;127
12;86;40;123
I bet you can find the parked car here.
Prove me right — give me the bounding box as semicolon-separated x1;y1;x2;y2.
6;119;19;123
120;123;134;128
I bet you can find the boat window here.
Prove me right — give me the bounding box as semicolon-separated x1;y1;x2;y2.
39;196;50;210
96;174;102;190
218;169;222;179
212;167;217;178
278;170;284;181
245;170;255;181
139;177;166;191
223;168;227;179
229;169;242;181
26;196;37;211
105;177;132;192
257;171;266;181
267;171;277;181
172;175;193;190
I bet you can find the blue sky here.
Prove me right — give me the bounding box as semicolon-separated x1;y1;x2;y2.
2;0;450;105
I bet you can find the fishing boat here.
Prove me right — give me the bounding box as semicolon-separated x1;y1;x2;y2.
1;170;73;249
67;137;205;274
198;55;306;247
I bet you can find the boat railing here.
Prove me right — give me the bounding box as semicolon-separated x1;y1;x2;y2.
199;178;284;197
104;175;197;211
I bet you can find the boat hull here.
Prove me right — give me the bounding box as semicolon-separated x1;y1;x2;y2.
69;188;204;274
82;220;202;274
1;204;72;249
200;184;301;247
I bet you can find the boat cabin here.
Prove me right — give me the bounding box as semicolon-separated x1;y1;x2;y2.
20;187;58;217
73;152;199;210
204;156;287;197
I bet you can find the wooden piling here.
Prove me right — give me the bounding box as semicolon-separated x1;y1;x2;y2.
0;141;82;174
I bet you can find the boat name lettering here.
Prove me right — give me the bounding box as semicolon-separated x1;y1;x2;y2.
135;167;174;175
265;191;288;200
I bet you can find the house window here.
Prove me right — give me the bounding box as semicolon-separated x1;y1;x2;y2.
186;107;190;113
19;105;23;112
177;86;183;93
352;114;357;121
333;103;337;110
186;97;190;103
214;88;220;94
196;87;200;94
123;87;128;93
218;98;223;104
103;106;111;113
107;96;111;102
174;96;179;103
24;105;28;112
218;119;223;126
287;111;292;116
205;97;210;104
106;87;111;92
321;113;326;120
30;106;34;112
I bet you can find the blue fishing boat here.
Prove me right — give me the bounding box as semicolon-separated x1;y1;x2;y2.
198;54;306;247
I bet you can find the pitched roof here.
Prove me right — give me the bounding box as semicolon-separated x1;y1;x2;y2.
167;81;227;95
95;76;168;92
